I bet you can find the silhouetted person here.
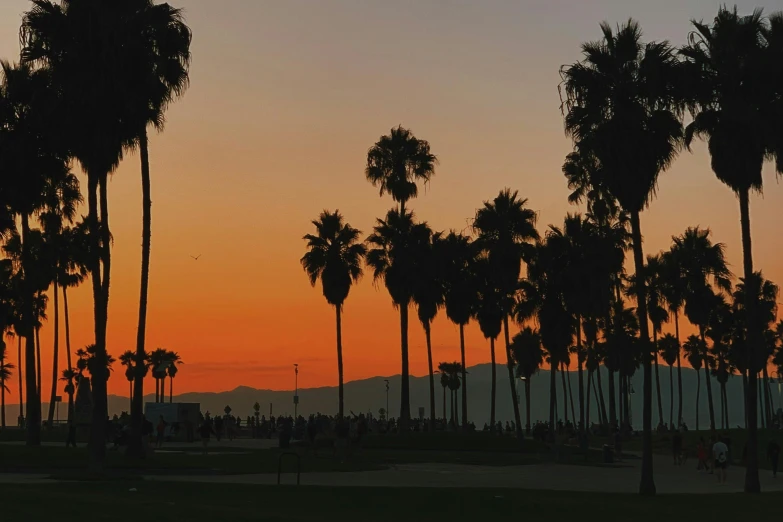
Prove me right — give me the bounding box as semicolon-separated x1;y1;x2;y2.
768;439;780;478
713;436;729;485
672;430;682;465
214;415;223;442
199;418;215;455
65;417;77;448
156;415;167;448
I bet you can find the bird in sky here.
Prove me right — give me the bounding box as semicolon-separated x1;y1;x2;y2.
190;254;201;261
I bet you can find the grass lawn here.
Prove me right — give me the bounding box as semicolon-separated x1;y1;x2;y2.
3;481;779;522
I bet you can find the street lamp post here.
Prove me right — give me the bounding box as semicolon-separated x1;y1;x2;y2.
384;380;389;420
294;364;299;419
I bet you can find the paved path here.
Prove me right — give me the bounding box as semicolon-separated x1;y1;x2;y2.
142;455;783;494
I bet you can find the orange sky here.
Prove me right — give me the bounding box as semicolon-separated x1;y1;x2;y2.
0;1;781;400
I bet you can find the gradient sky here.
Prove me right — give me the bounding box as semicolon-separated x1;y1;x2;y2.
0;1;781;401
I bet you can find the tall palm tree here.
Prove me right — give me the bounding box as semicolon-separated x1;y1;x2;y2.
561;20;683;494
473;255;503;430
127;0;191;457
474;188;539;439
0;60;69;445
148;347;168;403
511;327;544;435
441;232;476;428
0;340;14;429
119;350;134;412
672;227;732;433
660;248;686;427
302;210;366;418
40;171;82;426
658;334;679;429
437;362;450;422
680;7;782;492
683;335;707;430
365;126;438;216
412;231;445;429
366;209;431;430
21;0;163;464
707;295;735;430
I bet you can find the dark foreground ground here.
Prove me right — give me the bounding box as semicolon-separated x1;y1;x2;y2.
2;481;778;522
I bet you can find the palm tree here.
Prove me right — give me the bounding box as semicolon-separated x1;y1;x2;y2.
562;19;684;495
148;348;168;403
673;227;732;433
659;334;679;430
0;340;14;429
474;188;539;439
166;351;182;403
366;209;431;430
365;126;438;215
127;0;191;457
0;60;69;445
301;210;366;417
119;350;134;412
683;335;707;430
60;367;77;428
441;232;476;428
707;295;735;430
680;7;782;492
437;362;450;422
40;170;82;426
660;248;686;427
59;222;88;377
412;231;445;430
473;255;503;430
21;0;161;464
511;327;544;435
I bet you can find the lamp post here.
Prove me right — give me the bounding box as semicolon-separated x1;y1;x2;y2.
384;379;390;420
293;364;299;419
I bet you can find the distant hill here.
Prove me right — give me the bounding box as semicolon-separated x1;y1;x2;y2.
90;363;774;429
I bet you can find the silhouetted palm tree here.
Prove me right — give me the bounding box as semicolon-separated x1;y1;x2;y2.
441;232;476;428
119;350;134;412
562;19;684;495
707;298;735;430
659;334;679;430
474;189;539;439
365;126;438;216
683;335;707;430
366;209;431;429
511;327;544;435
60;367;77;427
473;255;504;430
660;248;686;427
673;227;732;433
302;210;366;417
680;7;782;492
166;351;182;403
148;348;168;403
0;340;14;429
129;0;191;458
412;231;445;429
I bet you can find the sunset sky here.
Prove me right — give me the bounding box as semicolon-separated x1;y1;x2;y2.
1;0;782;401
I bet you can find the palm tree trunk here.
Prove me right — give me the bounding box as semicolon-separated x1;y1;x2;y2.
490;337;496;430
459;323;468;429
699;331;716;432
560;362;569;424
17;336;23;420
424;322;435;431
608;368;617;427
1;367;5;429
653;332;663;427
668;364;674;430
129;129;153;458
503;317;522;438
576;317;585;432
759;374;765;429
586;368;592;429
35;326;41;401
21;215;40;446
525;378;531;436
169;376;173;404
695;370;701;431
674;311;683;428
449;387;454;425
738;188;760;492
336;306;344;417
129;380;133;412
399;304;411;430
723;383;729;429
86;173;106;468
596;366;607;426
763;367;772;430
629;210;655;495
47;279;60;425
454;387;459;426
566;364;576;424
442;385;446;422
549;360;556;435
